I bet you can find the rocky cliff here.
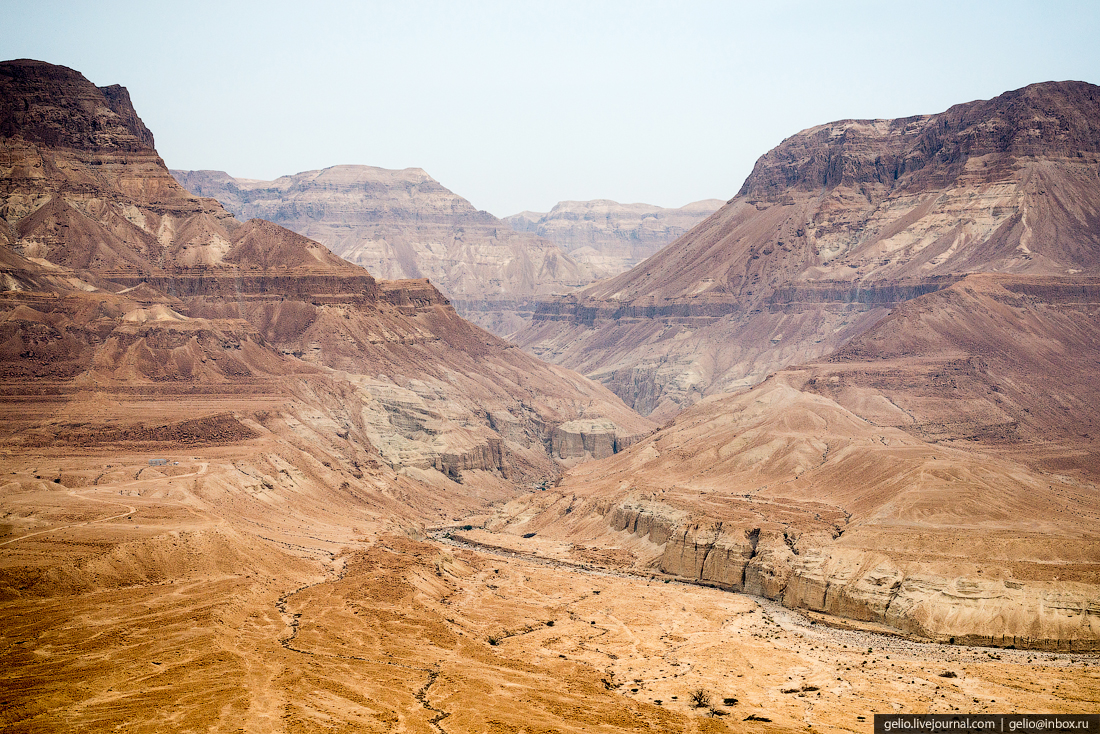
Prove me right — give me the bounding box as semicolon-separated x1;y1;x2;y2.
504;198;723;279
485;274;1100;648
0;60;654;494
515;81;1100;419
171;165;591;337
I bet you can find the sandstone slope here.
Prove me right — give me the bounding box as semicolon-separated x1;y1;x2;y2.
171;165;591;336
516;81;1100;420
505;198;724;279
477;274;1100;649
2;60;1096;731
0;59;653;488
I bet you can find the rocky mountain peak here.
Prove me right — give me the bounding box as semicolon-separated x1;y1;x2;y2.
518;80;1100;420
739;80;1100;202
0;59;155;152
97;83;155;149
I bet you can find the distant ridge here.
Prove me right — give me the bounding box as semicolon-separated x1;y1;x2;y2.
504;198;723;279
171;165;591;337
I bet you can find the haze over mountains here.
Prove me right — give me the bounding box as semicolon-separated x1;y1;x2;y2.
504;198;723;276
518;81;1100;419
2;59;1098;730
171;168;723;338
171;166;592;337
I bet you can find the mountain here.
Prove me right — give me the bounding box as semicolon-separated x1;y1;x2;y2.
516;81;1100;420
473;273;1100;650
0;60;667;727
171;165;592;337
0;57;653;506
504;198;724;279
3;60;1095;730
460;81;1100;650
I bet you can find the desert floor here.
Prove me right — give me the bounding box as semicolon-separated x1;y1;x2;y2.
1;451;1096;733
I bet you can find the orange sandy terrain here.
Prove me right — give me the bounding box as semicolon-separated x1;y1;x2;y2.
1;449;1096;732
2;60;1098;732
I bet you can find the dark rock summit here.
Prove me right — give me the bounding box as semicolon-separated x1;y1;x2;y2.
0;59;155;151
740;80;1100;201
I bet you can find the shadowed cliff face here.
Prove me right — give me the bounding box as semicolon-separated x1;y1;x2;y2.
170;165;592;338
739;81;1100;200
0;60;155;152
516;81;1100;420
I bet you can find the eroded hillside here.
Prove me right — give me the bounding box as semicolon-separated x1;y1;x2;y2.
2;61;1096;731
517;81;1100;420
171;165;591;337
476;274;1100;650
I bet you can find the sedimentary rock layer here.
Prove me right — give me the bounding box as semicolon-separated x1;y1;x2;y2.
484;273;1100;649
504;198;723;279
0;59;654;489
516;81;1100;419
171;165;591;336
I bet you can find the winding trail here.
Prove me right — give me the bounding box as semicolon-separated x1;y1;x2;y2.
0;492;136;547
414;671;451;734
273;555;452;732
0;462;210;547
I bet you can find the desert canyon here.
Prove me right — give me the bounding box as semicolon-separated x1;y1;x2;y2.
0;59;1097;734
170;168;722;339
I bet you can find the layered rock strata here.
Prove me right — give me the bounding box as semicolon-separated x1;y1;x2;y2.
485;274;1100;649
504;198;723;279
171;165;591;337
515;81;1100;420
0;60;654;489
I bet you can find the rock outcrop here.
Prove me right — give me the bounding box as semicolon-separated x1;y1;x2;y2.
171;165;591;337
515;81;1100;420
551;419;621;461
485;273;1100;649
504;199;723;279
0;60;655;492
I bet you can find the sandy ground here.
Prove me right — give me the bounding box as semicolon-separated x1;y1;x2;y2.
0;449;1095;733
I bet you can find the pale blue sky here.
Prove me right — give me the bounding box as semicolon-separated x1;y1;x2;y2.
4;1;1099;217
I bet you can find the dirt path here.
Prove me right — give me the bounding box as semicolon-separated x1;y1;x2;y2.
0;492;136;547
0;462;210;547
272;552;453;732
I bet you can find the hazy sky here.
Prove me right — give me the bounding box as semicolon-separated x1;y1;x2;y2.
4;1;1099;217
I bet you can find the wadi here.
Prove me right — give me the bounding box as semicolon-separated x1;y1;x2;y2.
0;60;1096;734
